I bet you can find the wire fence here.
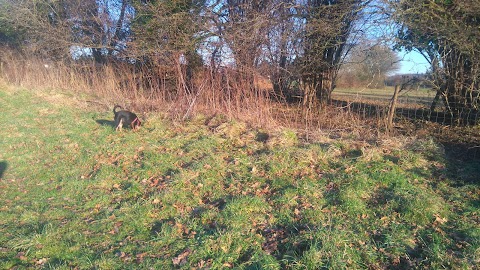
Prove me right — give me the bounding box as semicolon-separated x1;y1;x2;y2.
332;89;480;126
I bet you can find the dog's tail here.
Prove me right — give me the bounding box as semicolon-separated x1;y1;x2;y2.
113;105;122;114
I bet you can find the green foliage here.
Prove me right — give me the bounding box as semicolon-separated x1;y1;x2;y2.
0;86;478;269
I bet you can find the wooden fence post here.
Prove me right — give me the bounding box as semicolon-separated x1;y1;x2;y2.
386;85;400;133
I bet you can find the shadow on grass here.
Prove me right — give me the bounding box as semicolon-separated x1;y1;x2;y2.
0;161;7;179
95;119;115;128
332;98;480;185
445;157;480;186
259;223;313;263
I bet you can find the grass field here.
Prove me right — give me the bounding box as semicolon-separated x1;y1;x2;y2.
0;85;479;269
333;87;437;107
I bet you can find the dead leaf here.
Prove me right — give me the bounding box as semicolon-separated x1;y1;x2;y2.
117;251;126;258
326;182;338;192
149;178;159;186
261;227;288;254
172;249;191;266
35;258;48;266
223;262;233;268
109;222;122;234
197;259;213;268
16;252;27;261
434;214;448;225
136;252;147;263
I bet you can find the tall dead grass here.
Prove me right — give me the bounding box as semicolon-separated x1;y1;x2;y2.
0;48;380;138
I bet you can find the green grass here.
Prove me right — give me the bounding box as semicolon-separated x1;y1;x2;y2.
0;86;479;269
333;87;437;106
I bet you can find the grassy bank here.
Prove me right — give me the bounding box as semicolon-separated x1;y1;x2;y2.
0;85;478;269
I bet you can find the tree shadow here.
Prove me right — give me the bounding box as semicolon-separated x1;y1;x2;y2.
332;98;480;160
443;147;480;186
0;161;7;179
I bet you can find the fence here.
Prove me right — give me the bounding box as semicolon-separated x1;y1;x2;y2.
331;87;480;127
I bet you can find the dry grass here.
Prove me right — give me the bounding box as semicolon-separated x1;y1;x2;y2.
0;48;386;140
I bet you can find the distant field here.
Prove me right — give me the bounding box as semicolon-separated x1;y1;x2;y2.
333;87;437;107
0;85;478;269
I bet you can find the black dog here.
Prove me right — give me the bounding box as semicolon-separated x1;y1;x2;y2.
113;105;141;131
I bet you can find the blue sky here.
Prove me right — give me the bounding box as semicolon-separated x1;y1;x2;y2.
397;50;430;74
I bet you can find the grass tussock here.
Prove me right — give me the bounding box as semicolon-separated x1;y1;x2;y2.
0;85;478;269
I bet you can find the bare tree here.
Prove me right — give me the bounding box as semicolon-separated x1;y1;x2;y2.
339;42;400;88
390;0;480;124
299;0;369;109
127;0;206;96
0;0;133;61
209;0;273;90
264;1;301;100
